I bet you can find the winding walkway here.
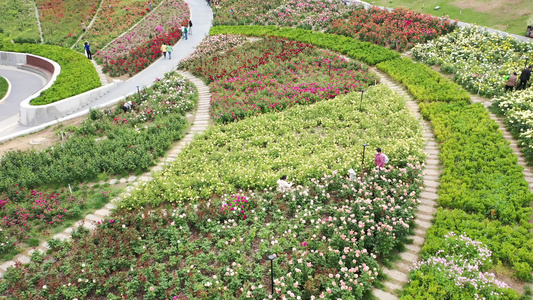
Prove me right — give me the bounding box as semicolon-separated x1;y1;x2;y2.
0;71;211;277
371;69;441;300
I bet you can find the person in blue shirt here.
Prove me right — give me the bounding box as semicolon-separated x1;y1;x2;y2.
84;41;92;60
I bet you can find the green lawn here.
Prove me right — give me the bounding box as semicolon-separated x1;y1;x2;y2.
368;0;531;36
0;76;8;100
0;0;41;43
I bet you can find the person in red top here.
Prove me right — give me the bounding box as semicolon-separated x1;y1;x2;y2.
374;148;388;168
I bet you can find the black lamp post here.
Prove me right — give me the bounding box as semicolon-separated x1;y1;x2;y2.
268;254;276;295
361;144;367;170
136;86;141;102
359;90;365;111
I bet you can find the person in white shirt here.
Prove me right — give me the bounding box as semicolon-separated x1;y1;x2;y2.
277;175;292;192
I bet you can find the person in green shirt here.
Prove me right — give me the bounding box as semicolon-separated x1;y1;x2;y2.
166;44;173;60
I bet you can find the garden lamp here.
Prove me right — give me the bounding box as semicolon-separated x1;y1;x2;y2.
362;144;367;170
360;90;365;111
268;254;276;295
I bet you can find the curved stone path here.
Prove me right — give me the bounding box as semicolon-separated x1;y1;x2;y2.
371;69;441;300
0;70;211;277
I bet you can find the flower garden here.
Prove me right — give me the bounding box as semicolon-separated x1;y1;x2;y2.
1;1;533;299
97;0;190;77
37;0;99;46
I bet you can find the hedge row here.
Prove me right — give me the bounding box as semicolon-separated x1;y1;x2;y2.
210;25;400;65
0;35;101;105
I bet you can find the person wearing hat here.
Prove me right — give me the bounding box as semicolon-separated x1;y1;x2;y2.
374;148;389;168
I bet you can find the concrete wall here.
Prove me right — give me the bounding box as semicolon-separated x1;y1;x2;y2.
19;81;122;126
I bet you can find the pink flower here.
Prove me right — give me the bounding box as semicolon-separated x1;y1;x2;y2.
149;286;155;291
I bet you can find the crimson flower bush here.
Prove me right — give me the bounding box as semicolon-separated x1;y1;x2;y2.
329;7;456;52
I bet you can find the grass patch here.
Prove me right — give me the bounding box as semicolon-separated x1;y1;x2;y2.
0;76;8;99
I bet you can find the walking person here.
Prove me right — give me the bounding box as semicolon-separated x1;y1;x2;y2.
84;41;92;59
189;20;193;35
182;25;188;40
517;66;532;90
374;148;389;168
160;42;167;59
505;72;518;92
207;0;210;6
166;44;173;60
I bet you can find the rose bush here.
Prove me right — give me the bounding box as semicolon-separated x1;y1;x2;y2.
122;84;425;208
0;165;423;299
413;26;533;98
182;35;379;123
329;7;456;52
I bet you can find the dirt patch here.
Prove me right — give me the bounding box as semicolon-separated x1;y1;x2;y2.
452;0;523;14
0;116;86;157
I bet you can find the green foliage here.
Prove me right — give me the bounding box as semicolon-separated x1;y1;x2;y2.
121;84;425;207
0;76;8;99
0;72;196;191
0;0;40;43
422;209;533;281
420;101;533;224
0;40;101;105
210;25;400;65
377;57;470;103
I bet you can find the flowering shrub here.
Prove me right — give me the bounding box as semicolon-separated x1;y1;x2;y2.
37;0;99;46
182;35;379;123
80;0;164;51
402;233;520;299
0;72;196;191
123;84;425;207
492;89;533;165
329;7;456;52
212;0;284;26
0;165;423;298
97;0;190;76
413;26;533;98
252;0;356;30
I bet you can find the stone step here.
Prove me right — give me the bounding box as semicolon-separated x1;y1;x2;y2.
86;214;104;223
415;219;432;229
383;281;402;293
53;233;71;241
420;191;438;200
14;254;31;264
416;213;433;222
94;209;111;217
406;243;421;253
382;268;408;284
0;261;16;272
373;289;399;300
399;251;418;263
418;204;437;215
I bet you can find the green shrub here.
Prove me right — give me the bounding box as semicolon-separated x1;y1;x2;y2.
0;38;101;105
377;57;470;104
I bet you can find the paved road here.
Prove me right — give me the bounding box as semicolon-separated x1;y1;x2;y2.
0;0;212;142
0;67;46;136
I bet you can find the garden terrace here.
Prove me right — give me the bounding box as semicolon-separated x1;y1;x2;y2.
180;35;379;123
97;0;189;77
37;0;99;46
80;0;165;52
1;166;424;299
123;84;425;207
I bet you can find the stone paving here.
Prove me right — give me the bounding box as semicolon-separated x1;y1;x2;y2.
370;69;442;300
0;71;211;278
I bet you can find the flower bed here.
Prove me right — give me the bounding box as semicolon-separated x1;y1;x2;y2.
97;0;189;77
329;7;456;52
181;35;379;123
402;232;520;299
252;0;356;30
210;25;400;65
0;36;101;105
123;84;425;207
492;90;533;165
37;0;99;46
80;0;165;52
412;26;533;98
0;0;41;43
212;0;284;26
0;72;196;191
0;166;423;299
